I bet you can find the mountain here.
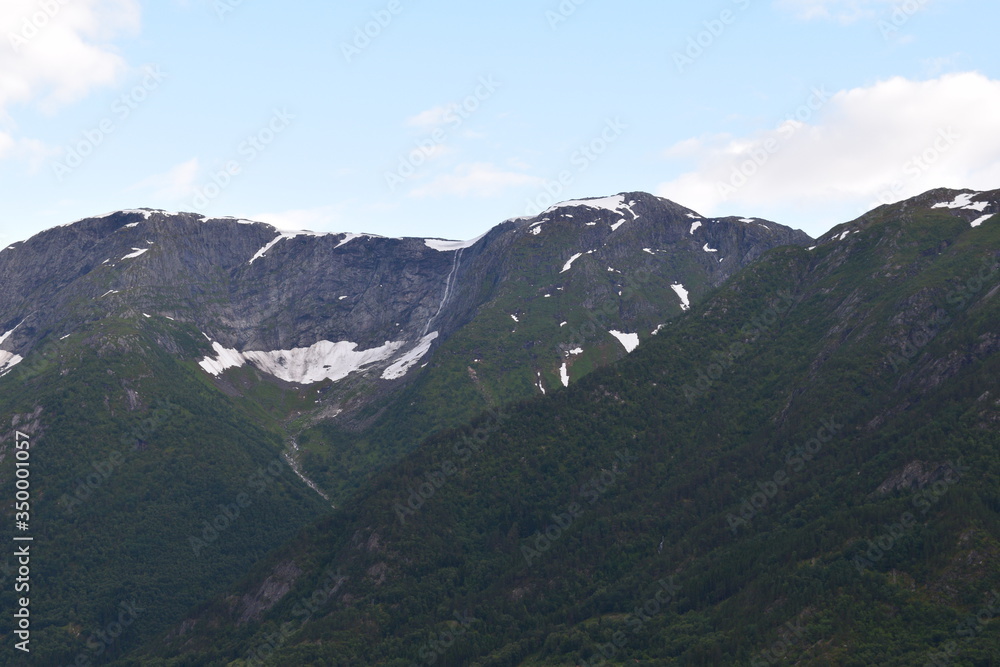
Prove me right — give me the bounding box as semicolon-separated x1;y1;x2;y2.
125;188;1000;666
0;193;809;664
0;193;809;503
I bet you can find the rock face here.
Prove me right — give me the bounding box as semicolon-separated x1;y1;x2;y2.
0;194;811;399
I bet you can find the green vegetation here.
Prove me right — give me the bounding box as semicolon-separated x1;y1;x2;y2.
120;202;1000;665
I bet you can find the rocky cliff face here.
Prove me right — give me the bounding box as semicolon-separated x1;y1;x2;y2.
0;193;811;415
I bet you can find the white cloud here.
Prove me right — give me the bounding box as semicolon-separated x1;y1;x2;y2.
405;105;452;129
252;205;346;232
775;0;913;23
658;73;1000;230
0;0;140;115
409;162;544;198
130;158;200;199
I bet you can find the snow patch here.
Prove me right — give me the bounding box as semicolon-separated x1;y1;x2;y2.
0;321;24;346
690;221;702;234
651;324;666;335
560;363;570;387
382;332;439;380
560;321;568;327
932;192;982;210
971;214;994;228
536;371;546;395
703;244;719;253
610;219;626;232
685;213;701;219
99;290;119;298
671;283;690;311
568;347;583;356
561;252;585;274
121;247;150;260
510;314;519;323
739;218;755;224
424;232;487;252
643;248;655;255
199;338;413;384
125;222;140;228
0;352;23;376
609;330;640;353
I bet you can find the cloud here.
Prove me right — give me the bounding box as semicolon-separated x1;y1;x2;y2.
405;105;453;130
251;206;346;232
408;163;544;198
0;0;140;114
130;158;201;199
657;73;1000;227
774;0;917;23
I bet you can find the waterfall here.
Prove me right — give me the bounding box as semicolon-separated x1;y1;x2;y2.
423;248;463;336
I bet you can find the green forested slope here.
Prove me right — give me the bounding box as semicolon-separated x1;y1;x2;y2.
130;199;1000;665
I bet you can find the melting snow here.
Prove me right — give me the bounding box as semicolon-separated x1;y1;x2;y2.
200;338;402;384
685;213;701;219
671;283;691;311
739;218;755;223
382;332;439;380
651;324;666;335
971;214;993;228
834;230;851;241
560;363;570;387
536;371;546;395
690;221;702;234
609;330;640;353
143;313;151;318
561;252;585;273
60;334;72;340
610;219;626;232
510;314;519;323
125;222;140;228
643;248;655;254
122;247;150;260
100;290;119;298
530;226;542;235
546;194;640;220
0;352;23;376
0;321;24;346
568;347;583;356
560;321;567;327
703;244;719;253
932;193;984;210
424;232;487;252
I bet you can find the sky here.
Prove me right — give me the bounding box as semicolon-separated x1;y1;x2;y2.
1;0;999;248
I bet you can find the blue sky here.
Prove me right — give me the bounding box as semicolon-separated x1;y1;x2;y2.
2;0;999;247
